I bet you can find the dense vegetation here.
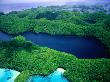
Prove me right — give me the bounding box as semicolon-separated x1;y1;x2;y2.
0;36;110;82
0;6;110;82
0;6;110;52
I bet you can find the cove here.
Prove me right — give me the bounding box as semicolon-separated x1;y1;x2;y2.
0;31;109;58
0;68;20;82
27;68;69;82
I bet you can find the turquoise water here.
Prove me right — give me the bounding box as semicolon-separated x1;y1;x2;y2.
28;68;69;82
0;68;20;82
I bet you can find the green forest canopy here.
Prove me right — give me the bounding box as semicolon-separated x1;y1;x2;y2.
0;6;110;82
0;6;110;52
0;36;110;82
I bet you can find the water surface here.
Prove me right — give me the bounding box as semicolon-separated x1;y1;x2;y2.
27;68;69;82
0;31;109;58
0;68;20;82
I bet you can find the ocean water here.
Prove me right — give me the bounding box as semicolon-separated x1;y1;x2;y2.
0;69;20;82
27;68;69;82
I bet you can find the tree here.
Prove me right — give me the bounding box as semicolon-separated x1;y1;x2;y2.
102;16;110;31
36;11;58;20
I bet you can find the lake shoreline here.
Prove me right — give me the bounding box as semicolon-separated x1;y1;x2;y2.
0;31;109;59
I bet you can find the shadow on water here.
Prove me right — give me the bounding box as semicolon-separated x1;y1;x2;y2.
0;31;110;59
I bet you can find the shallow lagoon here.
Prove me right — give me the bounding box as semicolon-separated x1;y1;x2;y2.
27;68;69;82
0;68;20;82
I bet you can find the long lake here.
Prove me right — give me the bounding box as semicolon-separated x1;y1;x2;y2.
0;31;109;58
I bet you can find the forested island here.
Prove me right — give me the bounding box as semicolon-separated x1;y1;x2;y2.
0;4;110;82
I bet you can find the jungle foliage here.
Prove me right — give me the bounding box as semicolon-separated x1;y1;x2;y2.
0;6;110;52
0;6;110;82
0;36;110;82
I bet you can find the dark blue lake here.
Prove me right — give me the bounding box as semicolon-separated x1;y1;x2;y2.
0;31;109;58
